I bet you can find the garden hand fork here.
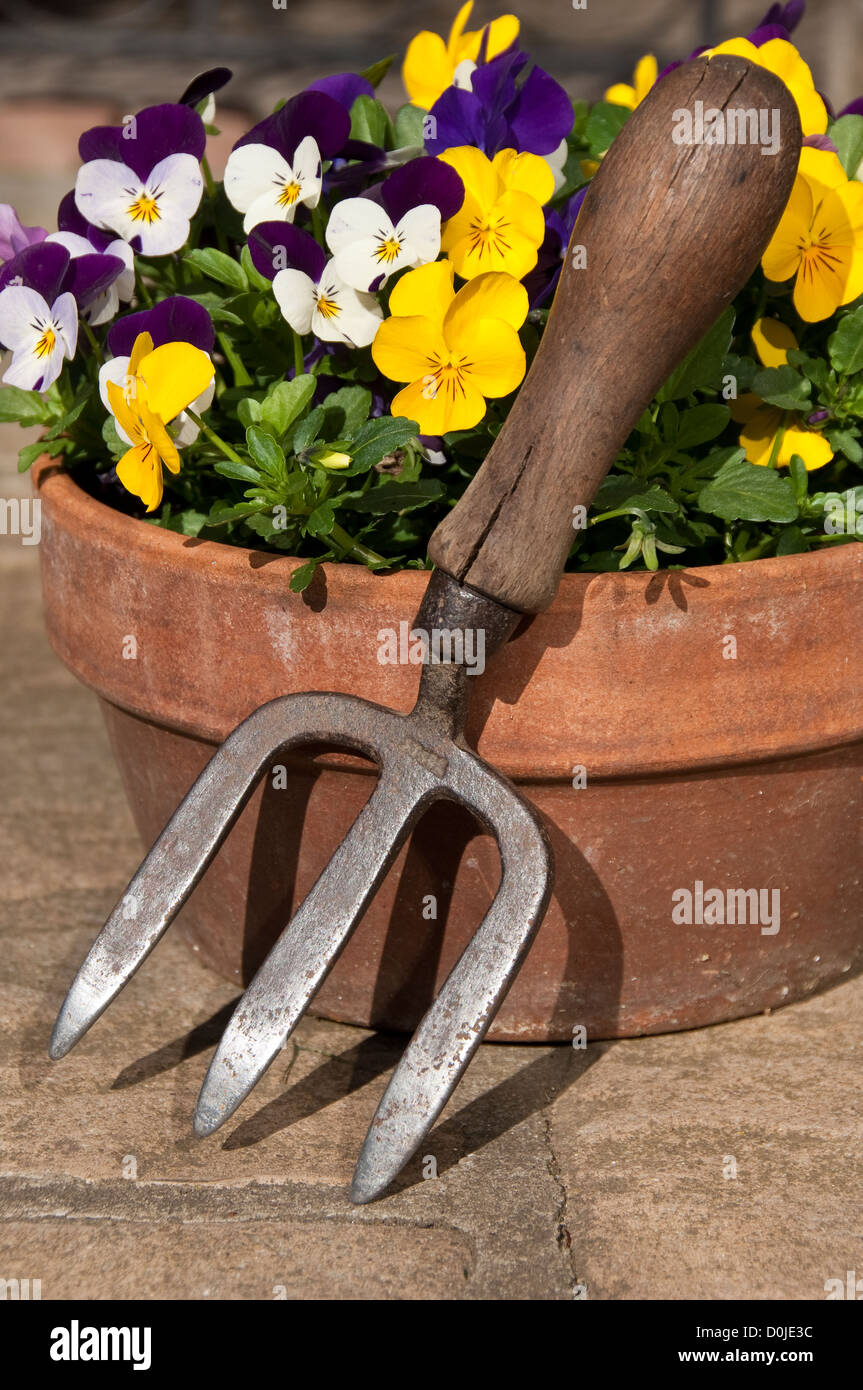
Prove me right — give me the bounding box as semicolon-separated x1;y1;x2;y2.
50;57;799;1202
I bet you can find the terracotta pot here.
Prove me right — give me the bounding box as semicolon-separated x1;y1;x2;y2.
35;459;863;1040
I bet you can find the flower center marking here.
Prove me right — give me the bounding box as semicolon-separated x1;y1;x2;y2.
426;350;471;399
278;180;303;207
315;289;341;320
375;234;403;264
33;326;56;359
467;213;511;259
127;192;161;224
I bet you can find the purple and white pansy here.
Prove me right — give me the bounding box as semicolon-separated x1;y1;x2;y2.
249;221;382;347
47;193;135;326
325;156;463;292
224;91;350;233
0;240;124;390
74;104;206;257
99;296;216;447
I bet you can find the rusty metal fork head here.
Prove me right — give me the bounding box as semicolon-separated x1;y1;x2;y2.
50;570;552;1202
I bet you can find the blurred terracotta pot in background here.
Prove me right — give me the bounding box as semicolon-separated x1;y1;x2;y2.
35;460;863;1041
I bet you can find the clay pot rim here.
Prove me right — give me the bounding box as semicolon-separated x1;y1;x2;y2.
34;456;860;598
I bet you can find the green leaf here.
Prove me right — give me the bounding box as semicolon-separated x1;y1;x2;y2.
183;291;245;326
828;304;863;374
260;375;316;438
393;103;427;148
585;101;629;157
345;416;419;474
207;499;267;526
321;385;372;437
214;458;262;484
826;427;863;463
775;523;810;556
237;397;263;428
675;404;730;449
17;440;47;472
306;500;336;536
183;248;248;291
349;94;392;147
827;114;863;178
361;54;397;88
240;242;274;292
751;365;811;411
789;454;809;504
657;306;735;401
289;559;319;593
246;426;286;479
0;385;54;426
786;349;830;389
594;475;677;513
293;405;325;453
350;479;445;513
698;457;799;523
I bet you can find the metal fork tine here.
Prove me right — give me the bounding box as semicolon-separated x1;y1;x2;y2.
193;768;427;1137
350;804;552;1204
49;706;280;1060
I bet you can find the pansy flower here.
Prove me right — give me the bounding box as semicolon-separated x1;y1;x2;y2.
74;103;206;256
103;330;215;512
604;54;658;111
249;221;382;347
732;317;833;470
403;1;519;111
224;91;350;233
0;241;123;390
522;187;586;309
372;259;527;434
704;37;827;136
100;296;216;450
438;145;553;279
761;147;863;320
325;156;463;292
178;67;233;126
47;192;135;327
0;205;47;263
426;48;574;166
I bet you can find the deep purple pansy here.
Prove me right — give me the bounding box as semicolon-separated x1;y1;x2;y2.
106;295;215;358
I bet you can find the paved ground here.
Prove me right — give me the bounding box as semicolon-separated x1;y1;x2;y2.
1;427;861;1299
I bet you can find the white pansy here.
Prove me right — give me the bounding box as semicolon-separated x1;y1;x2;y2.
224;135;322;233
75;154;204;256
272;259;382;347
46;231;135;326
0;285;77;391
326;198;441;292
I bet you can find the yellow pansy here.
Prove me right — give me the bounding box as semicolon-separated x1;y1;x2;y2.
106;332;215;512
372;259;528;434
732;318;833;471
403;1;519;109
761;146;863;321
604;54;658;111
437;145;553;279
705;37;827;137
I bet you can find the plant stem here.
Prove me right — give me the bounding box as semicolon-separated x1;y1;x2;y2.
202;155;229;253
80;318;103;363
311;204;326;244
135;271;153;308
330;521;387;567
292;330;305;378
217;331;253;386
185;409;245;464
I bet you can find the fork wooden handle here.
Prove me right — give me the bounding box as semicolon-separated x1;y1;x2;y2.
428;55;801;613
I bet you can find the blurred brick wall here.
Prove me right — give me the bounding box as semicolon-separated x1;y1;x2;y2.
1;0;860;229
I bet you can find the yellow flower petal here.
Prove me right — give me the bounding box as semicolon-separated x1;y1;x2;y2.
388;260;455;321
136;342;215;425
493;148;555;205
603;82;635;111
447;317;526;399
740;404;785;466
391;374;487;434
447;0;474;60
402;30;454;109
128;331;154;377
116;442;163;512
445;188;544;279
751;317;798;367
444;270;528;338
762;175;813;283
708;37;827;136
729;391;762;425
372;314;447;384
778;423;833;470
438;145;501;214
106;378;145;444
139;394;180;474
799;146;847;193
